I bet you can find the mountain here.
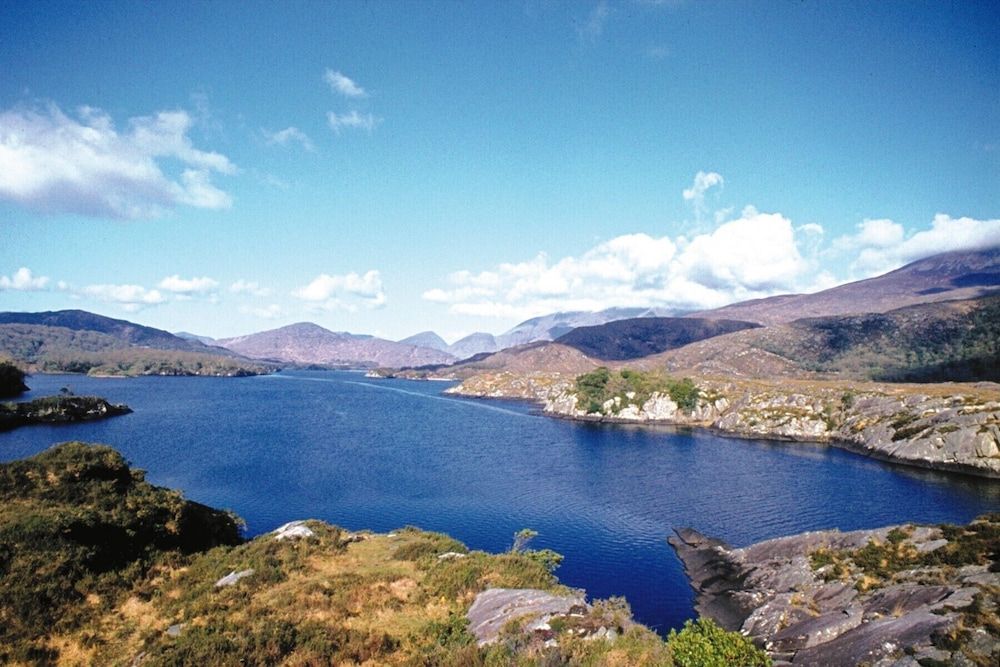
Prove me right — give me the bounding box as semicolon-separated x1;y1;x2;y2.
398;330;449;352
218;322;456;368
690;247;1000;325
495;306;680;349
637;294;1000;382
174;331;218;346
448;332;499;359
555;317;762;361
0;310;198;350
0;310;272;377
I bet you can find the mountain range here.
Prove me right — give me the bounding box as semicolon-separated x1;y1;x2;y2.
1;247;997;379
216;322;455;368
406;247;1000;383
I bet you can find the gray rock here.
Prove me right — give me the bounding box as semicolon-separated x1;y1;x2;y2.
770;607;864;652
862;585;951;619
214;568;254;588
272;520;315;540
466;588;588;646
790;611;956;666
165;623;186;637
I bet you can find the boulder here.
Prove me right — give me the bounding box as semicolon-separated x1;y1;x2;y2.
466;588;588;646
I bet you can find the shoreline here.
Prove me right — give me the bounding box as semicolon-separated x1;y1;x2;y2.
444;381;1000;480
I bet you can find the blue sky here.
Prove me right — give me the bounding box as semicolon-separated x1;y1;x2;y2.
1;0;998;341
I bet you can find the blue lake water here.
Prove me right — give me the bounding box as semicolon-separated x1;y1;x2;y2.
3;370;999;634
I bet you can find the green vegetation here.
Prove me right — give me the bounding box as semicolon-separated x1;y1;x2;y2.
0;442;772;666
574;367;701;415
0;442;241;663
0;360;28;398
772;295;1000;383
666;618;771;667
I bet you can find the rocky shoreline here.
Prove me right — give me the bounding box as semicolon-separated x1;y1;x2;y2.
668;518;1000;665
0;395;132;431
445;372;1000;479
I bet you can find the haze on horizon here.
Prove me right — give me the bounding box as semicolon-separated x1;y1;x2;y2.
1;1;998;342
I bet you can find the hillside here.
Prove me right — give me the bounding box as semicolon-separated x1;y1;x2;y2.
0;315;273;377
219;322;455;368
640;295;1000;383
0;442;767;666
556;317;761;361
497;306;677;349
0;310;207;351
690;247;1000;325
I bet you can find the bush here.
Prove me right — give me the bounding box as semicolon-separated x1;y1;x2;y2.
574;368;702;415
667;618;771;667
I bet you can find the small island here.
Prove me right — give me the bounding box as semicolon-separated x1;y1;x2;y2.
0;361;132;431
0;394;132;431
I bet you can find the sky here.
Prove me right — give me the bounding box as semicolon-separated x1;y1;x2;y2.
1;0;998;342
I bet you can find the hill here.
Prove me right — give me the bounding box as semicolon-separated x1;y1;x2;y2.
497;306;678;349
0;310;201;351
219;322;456;368
556;317;761;361
636;294;1000;383
690;247;1000;325
398;330;450;352
0;311;273;377
448;332;500;359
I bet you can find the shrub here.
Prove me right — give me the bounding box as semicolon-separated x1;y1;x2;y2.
666;618;771;667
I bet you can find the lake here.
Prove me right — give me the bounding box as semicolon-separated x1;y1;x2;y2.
3;370;998;634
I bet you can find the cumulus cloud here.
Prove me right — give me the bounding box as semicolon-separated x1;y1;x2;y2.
0;103;235;219
0;267;49;291
327;111;379;133
423;207;824;320
834;214;1000;277
324;69;367;98
80;283;165;312
292;270;386;311
230;279;272;297
263;126;314;152
157;275;219;295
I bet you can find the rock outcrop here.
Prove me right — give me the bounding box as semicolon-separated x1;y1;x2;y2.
530;377;1000;477
669;518;1000;666
0;395;132;431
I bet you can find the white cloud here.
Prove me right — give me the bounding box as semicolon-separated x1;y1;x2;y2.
292;270;386;311
81;283;165;311
0;267;49;291
157;275;219;294
682;170;724;220
0;103;235;219
424;207;824;320
239;304;283;319
577;2;611;43
230;279;272;297
327;111;379;133
324;69;367;98
263;126;314;152
835;214;1000;276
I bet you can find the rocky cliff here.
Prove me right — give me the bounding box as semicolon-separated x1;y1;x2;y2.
669;517;1000;665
